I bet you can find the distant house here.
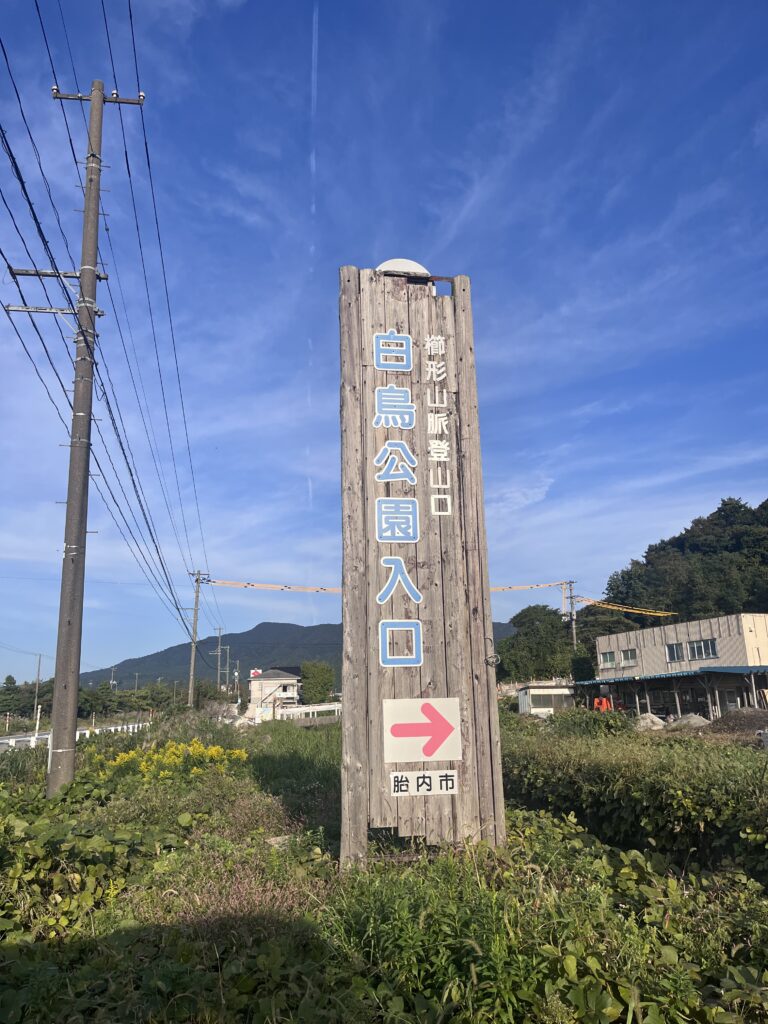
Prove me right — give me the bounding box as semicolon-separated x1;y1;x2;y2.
245;666;302;719
517;681;575;717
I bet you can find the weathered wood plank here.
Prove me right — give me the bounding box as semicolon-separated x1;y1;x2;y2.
452;275;506;845
386;278;430;839
339;266;368;864
361;269;397;829
417;288;454;844
436;291;480;841
379;274;423;839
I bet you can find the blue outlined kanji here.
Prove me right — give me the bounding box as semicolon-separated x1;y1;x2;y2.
373;385;416;429
374;440;418;484
379;619;423;667
376;556;423;605
374;329;413;371
376;498;419;543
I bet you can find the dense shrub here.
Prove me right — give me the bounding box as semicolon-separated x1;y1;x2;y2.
326;811;768;1023
547;708;633;737
502;730;768;877
2;716;768;1022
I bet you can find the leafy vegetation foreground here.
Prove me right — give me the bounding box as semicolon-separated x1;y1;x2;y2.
0;714;767;1022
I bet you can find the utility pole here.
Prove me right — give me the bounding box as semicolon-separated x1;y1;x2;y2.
134;672;139;694
211;627;223;691
223;645;230;696
188;570;202;707
33;653;41;723
567;580;577;651
5;79;147;797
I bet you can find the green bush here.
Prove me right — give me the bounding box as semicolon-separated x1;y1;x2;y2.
324;811;768;1023
502;730;768;877
547;708;633;737
3;714;768;1022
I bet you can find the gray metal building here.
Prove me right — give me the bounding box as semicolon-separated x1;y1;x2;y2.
579;614;768;719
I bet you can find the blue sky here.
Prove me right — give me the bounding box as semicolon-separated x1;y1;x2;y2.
1;0;767;682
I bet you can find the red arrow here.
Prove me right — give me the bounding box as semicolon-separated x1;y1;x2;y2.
390;702;455;757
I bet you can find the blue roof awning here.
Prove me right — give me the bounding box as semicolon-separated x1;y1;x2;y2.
574;666;768;687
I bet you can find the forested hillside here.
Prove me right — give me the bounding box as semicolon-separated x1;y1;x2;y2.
498;497;768;682
605;497;768;619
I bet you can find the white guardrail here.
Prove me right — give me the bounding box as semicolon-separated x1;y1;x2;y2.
275;702;342;721
0;721;150;753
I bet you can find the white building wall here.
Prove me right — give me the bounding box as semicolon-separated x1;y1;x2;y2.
742;614;768;665
249;677;300;706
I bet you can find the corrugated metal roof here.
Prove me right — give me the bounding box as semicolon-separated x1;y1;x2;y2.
574;666;768;687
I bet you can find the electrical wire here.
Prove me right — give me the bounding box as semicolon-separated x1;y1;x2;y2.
0;44;192;630
1;16;220;664
0;154;184;623
125;0;226;634
99;0;197;581
35;2;206;622
0;176;190;633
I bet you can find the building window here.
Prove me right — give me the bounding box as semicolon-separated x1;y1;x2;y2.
531;693;555;709
620;648;637;666
688;638;718;660
666;643;684;663
600;651;615;668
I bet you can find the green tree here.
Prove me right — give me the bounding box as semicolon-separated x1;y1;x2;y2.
496;605;573;683
300;661;335;705
605;497;768;621
4;674;17;689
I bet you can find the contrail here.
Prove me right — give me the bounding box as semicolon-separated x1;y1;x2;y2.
309;0;319;218
306;2;320;623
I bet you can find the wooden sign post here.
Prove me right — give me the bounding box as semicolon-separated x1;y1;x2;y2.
339;264;506;864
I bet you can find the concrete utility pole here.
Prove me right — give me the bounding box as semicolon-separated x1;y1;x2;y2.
47;81;105;795
223;645;230;695
33;653;41;723
211;627;223;691
567;580;577;651
16;80;146;796
187;570;202;707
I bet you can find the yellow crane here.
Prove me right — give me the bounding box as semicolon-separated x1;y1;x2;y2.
575;596;675;617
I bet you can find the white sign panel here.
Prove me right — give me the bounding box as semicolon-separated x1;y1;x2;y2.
390;770;458;796
382;698;462;763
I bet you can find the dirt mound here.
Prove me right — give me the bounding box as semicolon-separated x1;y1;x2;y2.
666;713;710;731
709;707;768;734
635;713;665;731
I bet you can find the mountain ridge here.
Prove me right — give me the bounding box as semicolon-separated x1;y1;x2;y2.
80;620;518;688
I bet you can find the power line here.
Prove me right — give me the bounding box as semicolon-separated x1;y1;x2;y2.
1;20;217;670
29;3;201;635
38;6;224;648
0;42;192;631
0;156;184;623
43;0;189;566
99;0;196;582
0;146;189;635
125;0;225;632
0;641;54;660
